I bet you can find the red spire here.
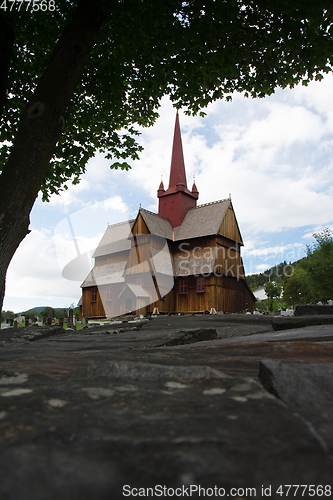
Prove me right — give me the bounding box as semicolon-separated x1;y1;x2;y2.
191;180;199;198
168;110;187;189
157;178;165;197
157;111;199;227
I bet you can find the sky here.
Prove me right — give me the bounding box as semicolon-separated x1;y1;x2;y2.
3;74;333;313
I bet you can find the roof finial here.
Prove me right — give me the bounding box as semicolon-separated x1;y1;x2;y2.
229;193;231;200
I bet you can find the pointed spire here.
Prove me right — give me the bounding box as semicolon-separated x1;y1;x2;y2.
191;174;199;197
157;111;199;227
169;110;187;189
157;176;165;196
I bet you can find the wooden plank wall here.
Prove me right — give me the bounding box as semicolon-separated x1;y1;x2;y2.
131;213;150;236
82;287;105;318
218;205;243;245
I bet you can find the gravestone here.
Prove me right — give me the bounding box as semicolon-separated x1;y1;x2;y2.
67;309;75;329
59;317;64;328
47;309;53;326
25;315;29;327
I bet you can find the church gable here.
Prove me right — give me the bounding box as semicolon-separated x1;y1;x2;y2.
131;212;151;237
217;202;243;245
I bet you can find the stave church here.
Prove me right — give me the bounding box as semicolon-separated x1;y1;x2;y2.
80;112;255;318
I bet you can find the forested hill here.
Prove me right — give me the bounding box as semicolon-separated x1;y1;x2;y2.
246;260;303;291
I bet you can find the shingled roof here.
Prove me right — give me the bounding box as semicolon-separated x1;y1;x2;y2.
139;209;173;240
139;200;234;242
81;261;126;288
173;199;230;241
93;220;134;258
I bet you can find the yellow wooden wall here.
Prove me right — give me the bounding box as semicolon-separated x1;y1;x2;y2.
218;205;243;245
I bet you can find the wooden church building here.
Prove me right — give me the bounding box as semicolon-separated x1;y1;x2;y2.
80;113;256;318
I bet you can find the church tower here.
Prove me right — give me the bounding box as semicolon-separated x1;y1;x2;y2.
157;111;199;227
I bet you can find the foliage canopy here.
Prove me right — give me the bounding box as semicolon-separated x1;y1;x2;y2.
1;0;333;200
283;228;333;305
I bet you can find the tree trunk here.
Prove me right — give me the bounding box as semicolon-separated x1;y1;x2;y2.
0;14;15;122
0;0;111;314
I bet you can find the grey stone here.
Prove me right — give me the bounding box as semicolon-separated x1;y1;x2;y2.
0;315;333;499
259;360;333;452
295;304;333;315
88;360;228;380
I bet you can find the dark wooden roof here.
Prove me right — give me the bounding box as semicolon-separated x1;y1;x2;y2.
174;199;230;241
139;199;236;242
139;209;173;239
92;220;134;258
81;261;126;288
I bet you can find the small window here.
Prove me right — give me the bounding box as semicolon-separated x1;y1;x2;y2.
179;278;187;294
106;286;112;302
136;277;144;285
197;277;205;293
91;287;97;303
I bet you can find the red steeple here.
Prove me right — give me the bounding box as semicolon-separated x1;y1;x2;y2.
169;110;187;190
157;177;165;197
157;111;199;227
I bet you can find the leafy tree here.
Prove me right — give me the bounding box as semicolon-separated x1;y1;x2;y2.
73;306;80;320
55;308;67;319
264;281;283;312
283;267;311;307
40;306;55;319
1;309;14;322
1;0;333;313
304;227;333;302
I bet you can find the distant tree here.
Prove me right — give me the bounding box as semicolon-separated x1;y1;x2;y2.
264;281;283;312
1;309;14;322
55;309;65;320
73;306;80;320
40;307;55;318
304;228;333;302
283;268;311;307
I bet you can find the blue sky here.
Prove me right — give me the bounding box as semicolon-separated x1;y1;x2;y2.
3;74;333;313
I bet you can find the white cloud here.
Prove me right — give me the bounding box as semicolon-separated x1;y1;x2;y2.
4;229;81;312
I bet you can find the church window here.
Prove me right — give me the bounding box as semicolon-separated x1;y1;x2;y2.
197;277;205;293
91;287;97;303
106;286;112;301
179;278;187;294
136;277;144;285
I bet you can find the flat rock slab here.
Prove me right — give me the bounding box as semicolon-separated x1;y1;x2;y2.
259;360;333;453
0;317;333;499
0;325;65;345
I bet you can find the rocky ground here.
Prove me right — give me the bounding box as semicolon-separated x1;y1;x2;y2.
0;314;333;499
